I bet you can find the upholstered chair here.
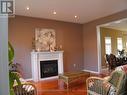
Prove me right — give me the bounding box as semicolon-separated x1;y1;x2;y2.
86;65;127;95
108;54;118;70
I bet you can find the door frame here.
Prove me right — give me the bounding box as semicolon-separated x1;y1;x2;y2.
0;17;10;95
96;18;127;73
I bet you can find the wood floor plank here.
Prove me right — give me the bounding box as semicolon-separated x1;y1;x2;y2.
32;79;87;95
31;72;109;95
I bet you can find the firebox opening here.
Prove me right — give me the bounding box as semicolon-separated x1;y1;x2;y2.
40;60;58;78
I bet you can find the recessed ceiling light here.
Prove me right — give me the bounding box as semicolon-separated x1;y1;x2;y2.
26;6;30;10
74;16;78;18
53;11;56;15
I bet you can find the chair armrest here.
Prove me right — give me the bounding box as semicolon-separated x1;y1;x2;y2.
104;76;110;80
13;82;37;95
86;77;117;95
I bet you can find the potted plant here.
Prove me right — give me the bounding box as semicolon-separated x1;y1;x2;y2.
8;42;21;95
118;49;125;58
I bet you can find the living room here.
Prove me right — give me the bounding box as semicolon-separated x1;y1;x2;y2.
0;0;127;95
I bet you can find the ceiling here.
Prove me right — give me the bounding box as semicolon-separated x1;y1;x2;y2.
102;18;127;32
15;0;127;24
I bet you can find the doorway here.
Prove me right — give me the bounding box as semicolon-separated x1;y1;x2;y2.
97;18;127;73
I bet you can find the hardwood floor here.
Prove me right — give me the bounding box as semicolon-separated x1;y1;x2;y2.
32;72;109;95
33;79;87;95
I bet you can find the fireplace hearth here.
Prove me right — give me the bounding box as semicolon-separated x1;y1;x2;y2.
40;60;58;78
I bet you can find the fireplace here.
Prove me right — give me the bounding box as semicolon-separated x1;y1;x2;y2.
40;60;58;78
31;51;63;82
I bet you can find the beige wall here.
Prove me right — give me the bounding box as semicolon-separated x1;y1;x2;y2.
9;15;84;79
83;10;127;72
100;27;127;67
9;10;127;78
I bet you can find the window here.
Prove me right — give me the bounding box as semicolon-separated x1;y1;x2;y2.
105;37;111;54
117;37;123;51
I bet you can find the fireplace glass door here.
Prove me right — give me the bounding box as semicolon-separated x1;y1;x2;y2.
40;60;58;78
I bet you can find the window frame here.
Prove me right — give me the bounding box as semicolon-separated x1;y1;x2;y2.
105;37;112;55
117;37;123;51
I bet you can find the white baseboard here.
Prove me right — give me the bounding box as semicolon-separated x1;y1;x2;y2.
24;78;33;81
39;76;58;81
83;69;100;74
24;76;58;82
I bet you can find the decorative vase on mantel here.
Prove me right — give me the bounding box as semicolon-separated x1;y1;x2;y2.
49;44;55;52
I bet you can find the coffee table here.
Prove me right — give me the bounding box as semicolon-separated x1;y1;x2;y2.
59;71;90;88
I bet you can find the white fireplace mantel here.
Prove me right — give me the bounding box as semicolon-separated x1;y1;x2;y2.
31;51;64;82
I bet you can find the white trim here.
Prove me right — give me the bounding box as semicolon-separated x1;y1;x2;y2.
0;16;10;95
31;51;64;82
25;78;33;81
96;26;101;73
98;18;127;28
39;76;58;81
25;76;58;81
83;69;100;74
96;18;127;74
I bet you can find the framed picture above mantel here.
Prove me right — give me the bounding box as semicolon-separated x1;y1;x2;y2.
34;28;56;52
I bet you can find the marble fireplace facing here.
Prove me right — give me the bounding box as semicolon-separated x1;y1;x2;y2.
31;51;63;82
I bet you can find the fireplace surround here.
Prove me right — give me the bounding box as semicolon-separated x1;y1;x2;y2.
31;51;63;82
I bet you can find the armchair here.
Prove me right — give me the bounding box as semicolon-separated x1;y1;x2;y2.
13;73;37;95
86;65;127;95
13;82;37;95
107;54;119;71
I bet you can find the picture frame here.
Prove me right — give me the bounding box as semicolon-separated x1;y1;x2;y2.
35;28;56;52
